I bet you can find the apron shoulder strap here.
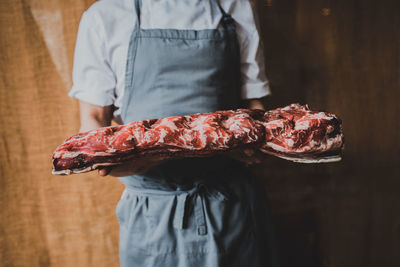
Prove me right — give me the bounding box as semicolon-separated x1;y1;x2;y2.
213;0;235;29
134;0;142;28
214;0;228;17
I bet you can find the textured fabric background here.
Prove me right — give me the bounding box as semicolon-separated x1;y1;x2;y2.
0;0;399;267
0;0;123;266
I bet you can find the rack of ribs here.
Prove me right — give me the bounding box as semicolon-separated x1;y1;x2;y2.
52;104;344;175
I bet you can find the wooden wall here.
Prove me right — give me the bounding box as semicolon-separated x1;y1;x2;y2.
0;0;399;266
255;0;400;266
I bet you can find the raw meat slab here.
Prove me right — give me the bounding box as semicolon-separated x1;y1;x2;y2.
52;104;344;175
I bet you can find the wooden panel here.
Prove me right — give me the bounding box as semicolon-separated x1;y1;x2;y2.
255;0;400;266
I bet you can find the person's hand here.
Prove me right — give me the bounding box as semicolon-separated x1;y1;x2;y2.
227;148;264;166
97;156;167;177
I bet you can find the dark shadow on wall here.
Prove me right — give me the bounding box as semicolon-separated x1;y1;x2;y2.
254;1;328;266
254;1;400;267
277;210;323;267
255;0;324;109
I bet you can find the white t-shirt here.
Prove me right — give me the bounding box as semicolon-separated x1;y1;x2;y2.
69;0;271;119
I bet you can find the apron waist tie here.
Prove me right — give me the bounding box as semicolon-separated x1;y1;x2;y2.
126;183;229;236
173;183;229;236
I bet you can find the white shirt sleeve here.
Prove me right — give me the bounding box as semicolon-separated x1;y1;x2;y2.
230;0;271;99
68;11;116;106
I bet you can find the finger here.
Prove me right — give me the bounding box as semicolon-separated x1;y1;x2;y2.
98;166;112;176
243;149;255;157
248;160;260;165
148;156;167;162
98;168;107;176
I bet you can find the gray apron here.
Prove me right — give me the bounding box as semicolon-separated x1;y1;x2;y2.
117;0;278;266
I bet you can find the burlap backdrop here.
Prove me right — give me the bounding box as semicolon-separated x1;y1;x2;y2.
1;0;399;267
0;0;122;266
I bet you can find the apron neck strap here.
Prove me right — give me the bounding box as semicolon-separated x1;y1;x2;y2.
134;0;142;27
214;0;227;16
133;0;233;29
214;0;235;29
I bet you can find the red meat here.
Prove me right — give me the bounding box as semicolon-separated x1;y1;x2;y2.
52;104;344;175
